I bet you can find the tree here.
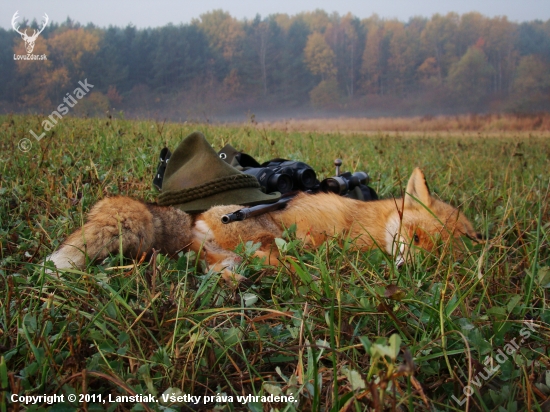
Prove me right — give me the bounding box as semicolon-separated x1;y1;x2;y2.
417;57;439;86
484;17;517;93
85;27;129;93
325;13;361;98
236;15;283;100
299;10;330;33
304;32;336;80
151;25;210;92
361;17;387;94
256;21;269;96
195;10;244;62
456;12;485;57
128;28;156;88
510;55;550;111
47;28;100;80
386;20;408;96
420;13;460;83
0;28;18;102
14;33;64;109
447;46;494;106
278;18;315;105
516;21;550;61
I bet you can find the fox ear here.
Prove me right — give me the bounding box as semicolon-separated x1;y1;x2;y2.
405;168;432;207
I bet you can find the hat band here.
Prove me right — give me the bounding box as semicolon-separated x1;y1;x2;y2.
158;174;261;206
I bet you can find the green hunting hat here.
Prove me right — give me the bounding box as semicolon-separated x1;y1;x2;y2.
158;132;280;213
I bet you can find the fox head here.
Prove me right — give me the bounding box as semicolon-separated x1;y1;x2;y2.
390;168;481;264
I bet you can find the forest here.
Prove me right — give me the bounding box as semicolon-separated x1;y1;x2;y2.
1;10;550;120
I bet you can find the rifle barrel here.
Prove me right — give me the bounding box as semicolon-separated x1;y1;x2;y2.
221;192;300;224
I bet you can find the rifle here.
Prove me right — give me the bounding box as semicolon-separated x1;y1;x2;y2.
221;191;304;224
220;159;377;224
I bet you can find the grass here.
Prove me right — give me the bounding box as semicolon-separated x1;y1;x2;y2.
0;113;549;411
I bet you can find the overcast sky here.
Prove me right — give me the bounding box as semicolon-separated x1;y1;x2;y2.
3;0;549;29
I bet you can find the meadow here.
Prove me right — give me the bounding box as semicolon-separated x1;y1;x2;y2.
0;114;549;411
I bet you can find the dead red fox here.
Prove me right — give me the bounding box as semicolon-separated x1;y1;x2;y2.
45;168;480;280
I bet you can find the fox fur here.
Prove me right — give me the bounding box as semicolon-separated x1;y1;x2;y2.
45;168;480;280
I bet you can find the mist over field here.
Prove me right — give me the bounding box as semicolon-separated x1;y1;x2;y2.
1;9;550;122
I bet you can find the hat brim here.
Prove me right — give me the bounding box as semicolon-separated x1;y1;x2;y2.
172;187;281;213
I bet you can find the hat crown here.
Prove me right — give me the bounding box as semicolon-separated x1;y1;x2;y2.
162;132;241;192
158;132;280;213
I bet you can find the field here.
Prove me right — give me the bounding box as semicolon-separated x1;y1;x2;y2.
0;114;549;412
257;113;550;134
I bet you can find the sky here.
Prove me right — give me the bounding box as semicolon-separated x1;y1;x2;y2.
3;0;550;30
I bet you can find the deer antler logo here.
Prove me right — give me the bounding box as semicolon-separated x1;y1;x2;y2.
12;11;49;54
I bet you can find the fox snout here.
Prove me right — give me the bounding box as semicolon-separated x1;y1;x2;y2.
392;220;482;266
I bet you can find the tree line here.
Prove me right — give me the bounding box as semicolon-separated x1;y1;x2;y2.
1;10;549;118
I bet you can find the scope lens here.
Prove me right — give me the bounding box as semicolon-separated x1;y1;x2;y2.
320;177;347;194
296;168;317;189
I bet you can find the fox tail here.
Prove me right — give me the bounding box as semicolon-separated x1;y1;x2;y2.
45;196;193;270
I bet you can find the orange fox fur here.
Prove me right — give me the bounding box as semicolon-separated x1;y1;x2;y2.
46;168;480;280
